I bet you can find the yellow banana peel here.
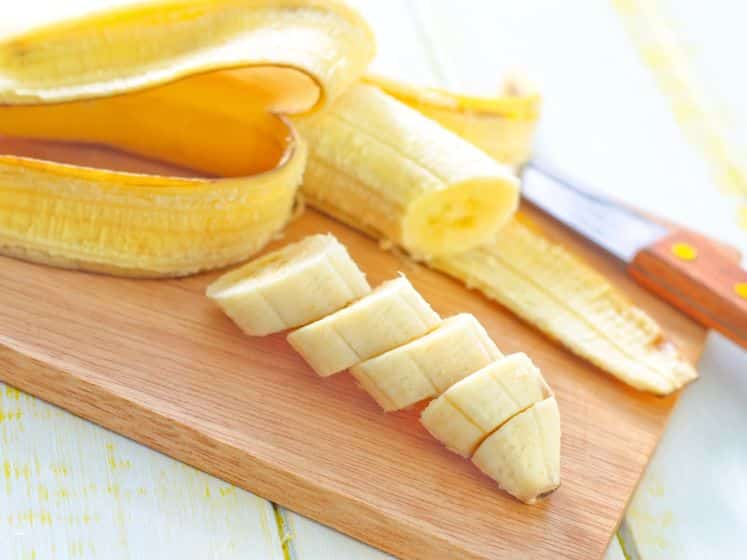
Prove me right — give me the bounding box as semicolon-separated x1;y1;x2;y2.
0;0;375;276
366;73;540;167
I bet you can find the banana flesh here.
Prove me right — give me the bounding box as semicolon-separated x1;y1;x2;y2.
0;0;376;276
350;313;501;411
303;76;696;395
420;353;551;458
472;396;561;504
211;234;560;502
431;221;698;395
206;234;370;336
294;83;520;259
287;275;441;376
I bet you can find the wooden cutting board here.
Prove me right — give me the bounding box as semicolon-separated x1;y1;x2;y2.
0;175;705;558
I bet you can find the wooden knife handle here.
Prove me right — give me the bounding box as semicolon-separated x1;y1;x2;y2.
629;229;747;348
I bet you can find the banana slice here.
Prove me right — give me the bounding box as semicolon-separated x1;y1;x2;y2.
420;353;551;457
206;234;370;336
472;397;561;504
287;275;440;377
350;313;501;411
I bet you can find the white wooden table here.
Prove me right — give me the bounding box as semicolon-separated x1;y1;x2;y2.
2;1;746;558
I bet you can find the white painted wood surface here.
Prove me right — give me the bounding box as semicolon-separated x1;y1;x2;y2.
2;0;746;558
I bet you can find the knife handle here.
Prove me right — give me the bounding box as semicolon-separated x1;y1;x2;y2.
629;228;747;348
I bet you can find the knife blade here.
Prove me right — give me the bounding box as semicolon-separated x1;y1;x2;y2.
520;160;747;349
522;161;668;262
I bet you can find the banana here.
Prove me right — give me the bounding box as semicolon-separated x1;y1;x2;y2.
294;83;520;259
299;76;696;395
472;396;561;504
420;353;552;458
350;313;501;411
210;234;560;503
206;234;370;336
0;0;375;276
287;275;440;377
432;221;698;395
1;2;695;394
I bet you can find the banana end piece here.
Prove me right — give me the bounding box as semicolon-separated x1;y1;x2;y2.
472;396;561;504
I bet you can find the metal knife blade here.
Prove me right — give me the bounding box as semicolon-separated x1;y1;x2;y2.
521;161;669;262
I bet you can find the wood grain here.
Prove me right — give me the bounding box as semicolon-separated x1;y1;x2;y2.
0;197;706;560
629;228;747;349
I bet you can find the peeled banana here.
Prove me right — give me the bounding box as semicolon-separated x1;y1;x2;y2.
472;396;561;504
294;83;520;259
300;76;696;395
211;233;560;503
0;0;376;276
350;313;501;411
287;275;441;376
207;234;370;336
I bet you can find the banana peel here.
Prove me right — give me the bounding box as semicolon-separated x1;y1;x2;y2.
366;73;540;167
0;0;375;276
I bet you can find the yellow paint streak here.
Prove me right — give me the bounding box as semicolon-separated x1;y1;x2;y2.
0;407;22;423
105;442;132;471
38;484;48;501
219;486;236;497
50;464;69;477
14;509;52;527
5;386;21;400
612;0;747;228
273;505;293;560
734;282;747;300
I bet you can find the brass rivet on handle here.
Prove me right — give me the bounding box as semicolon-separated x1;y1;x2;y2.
735;282;747;300
671;242;698;261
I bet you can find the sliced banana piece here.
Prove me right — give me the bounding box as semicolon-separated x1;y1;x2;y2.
472;396;561;504
350;313;501;411
206;234;370;336
420;353;551;457
288;275;440;376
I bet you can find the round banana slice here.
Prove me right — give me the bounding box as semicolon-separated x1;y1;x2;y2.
207;234;371;336
420;353;551;458
287;275;440;377
351;313;501;411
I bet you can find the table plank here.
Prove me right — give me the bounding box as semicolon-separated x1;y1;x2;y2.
0;382;284;560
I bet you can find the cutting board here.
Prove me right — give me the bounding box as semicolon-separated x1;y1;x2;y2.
0;144;705;560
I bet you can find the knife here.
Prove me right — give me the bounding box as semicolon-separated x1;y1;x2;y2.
521;160;747;349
